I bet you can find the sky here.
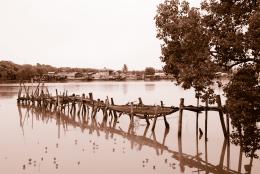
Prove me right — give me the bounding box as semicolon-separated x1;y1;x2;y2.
0;0;200;70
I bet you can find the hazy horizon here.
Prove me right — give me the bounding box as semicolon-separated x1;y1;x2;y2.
0;0;200;71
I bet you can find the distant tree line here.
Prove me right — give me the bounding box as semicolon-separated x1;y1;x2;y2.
0;61;98;81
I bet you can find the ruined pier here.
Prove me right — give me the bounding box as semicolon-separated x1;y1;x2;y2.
17;82;229;138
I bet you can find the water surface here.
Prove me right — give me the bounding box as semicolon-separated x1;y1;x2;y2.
0;81;259;174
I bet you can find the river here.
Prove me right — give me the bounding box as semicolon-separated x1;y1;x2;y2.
0;81;259;174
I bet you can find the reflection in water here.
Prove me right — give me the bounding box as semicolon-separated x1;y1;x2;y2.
224;66;260;174
0;92;17;98
122;83;128;95
0;86;19;98
18;104;246;174
144;83;155;91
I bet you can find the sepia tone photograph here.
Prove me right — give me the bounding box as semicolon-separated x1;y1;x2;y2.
0;0;259;173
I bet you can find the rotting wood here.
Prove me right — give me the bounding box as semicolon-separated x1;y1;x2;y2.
17;82;230;139
151;105;158;131
178;98;184;137
216;95;228;139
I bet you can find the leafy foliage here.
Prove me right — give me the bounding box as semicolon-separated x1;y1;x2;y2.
155;0;260;100
144;67;156;75
122;64;128;73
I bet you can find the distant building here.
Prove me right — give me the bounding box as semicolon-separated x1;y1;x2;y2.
55;72;82;80
154;72;166;79
126;73;137;80
83;72;95;80
40;72;55;80
144;75;155;81
39;72;67;81
93;68;114;80
74;72;84;78
47;72;55;76
113;71;126;81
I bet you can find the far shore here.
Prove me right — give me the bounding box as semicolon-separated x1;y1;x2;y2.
0;77;231;86
0;79;176;84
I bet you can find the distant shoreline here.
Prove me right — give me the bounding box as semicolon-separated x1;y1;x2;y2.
0;79;175;84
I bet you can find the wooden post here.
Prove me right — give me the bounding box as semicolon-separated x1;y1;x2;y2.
25;86;29;105
102;97;109;122
145;114;150;125
97;99;101;111
31;91;35;107
160;101;164;107
163;116;169;129
86;105;90;117
82;94;86;116
78;94;83;116
226;113;230;136
89;93;93;101
105;96;110;106
216;95;228;139
196;94;199;139
92;99;100;118
205;99;208;140
110;98;118;119
130;102;134;124
178;98;184;137
89;92;94;110
54;89;58;111
49;98;52;111
151;105;158;131
33;82;40;97
138;97;143;105
102;108;108;123
161;101;169;129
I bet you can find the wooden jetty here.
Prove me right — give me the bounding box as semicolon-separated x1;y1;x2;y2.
17;82;229;138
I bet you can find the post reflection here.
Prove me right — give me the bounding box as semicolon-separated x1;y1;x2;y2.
17;104;252;174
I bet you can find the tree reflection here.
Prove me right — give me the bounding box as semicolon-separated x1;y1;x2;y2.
224;65;260;167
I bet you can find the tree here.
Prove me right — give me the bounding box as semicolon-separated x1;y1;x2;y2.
155;0;260;158
145;67;155;75
0;61;20;80
155;0;260;102
122;64;128;74
17;64;36;80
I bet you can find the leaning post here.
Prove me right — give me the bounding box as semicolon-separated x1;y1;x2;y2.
216;95;228;139
178;98;184;137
